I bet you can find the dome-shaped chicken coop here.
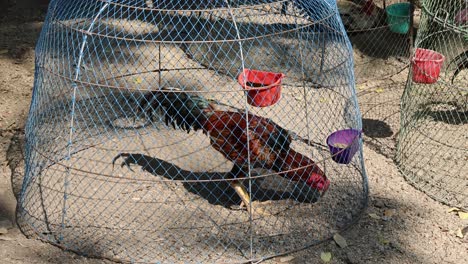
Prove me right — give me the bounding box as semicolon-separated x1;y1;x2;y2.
17;0;368;262
339;0;414;158
397;0;467;210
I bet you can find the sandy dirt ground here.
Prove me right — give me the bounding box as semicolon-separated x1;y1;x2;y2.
0;3;467;264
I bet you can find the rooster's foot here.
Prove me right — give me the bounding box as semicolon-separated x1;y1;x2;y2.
232;200;272;217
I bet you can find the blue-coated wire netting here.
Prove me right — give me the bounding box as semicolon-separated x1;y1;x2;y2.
17;1;368;262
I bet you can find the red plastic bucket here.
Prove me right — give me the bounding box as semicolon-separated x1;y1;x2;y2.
411;48;445;84
238;69;285;107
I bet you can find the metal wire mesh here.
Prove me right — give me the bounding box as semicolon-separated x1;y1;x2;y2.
342;0;412;82
17;0;369;262
397;0;468;210
338;0;413;158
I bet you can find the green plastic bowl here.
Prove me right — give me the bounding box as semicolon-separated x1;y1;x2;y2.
386;3;411;34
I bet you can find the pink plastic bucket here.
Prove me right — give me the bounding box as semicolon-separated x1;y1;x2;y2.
411;48;445;84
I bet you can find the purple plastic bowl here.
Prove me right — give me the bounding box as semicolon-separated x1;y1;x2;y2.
326;129;362;164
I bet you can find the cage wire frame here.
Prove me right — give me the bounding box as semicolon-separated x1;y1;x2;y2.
16;0;369;263
396;0;468;210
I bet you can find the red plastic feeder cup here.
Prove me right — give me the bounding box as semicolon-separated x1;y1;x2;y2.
326;129;362;164
411;48;445;84
238;69;285;107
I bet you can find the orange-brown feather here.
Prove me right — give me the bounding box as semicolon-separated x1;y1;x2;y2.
144;91;329;192
202;111;329;191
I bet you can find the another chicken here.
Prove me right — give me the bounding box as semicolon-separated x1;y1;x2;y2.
282;0;385;32
119;88;330;216
337;0;385;31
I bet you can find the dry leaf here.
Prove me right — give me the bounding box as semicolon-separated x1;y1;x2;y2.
145;0;154;8
383;209;396;221
378;234;390;245
384;209;396;217
369;213;381;220
447;207;461;213
134;77;143;84
278;256;295;263
375;88;384;93
458;212;468;220
320;252;332;263
333;233;348;248
293;95;303;101
455;227;468;238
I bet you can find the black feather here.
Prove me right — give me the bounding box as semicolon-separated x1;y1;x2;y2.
266;124;292;152
281;1;288;15
140;90;210;133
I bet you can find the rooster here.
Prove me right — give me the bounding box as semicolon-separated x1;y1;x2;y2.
115;88;330;216
281;0;385;32
337;0;385;31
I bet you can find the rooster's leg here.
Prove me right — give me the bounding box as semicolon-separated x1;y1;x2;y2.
229;165;268;216
230;181;252;212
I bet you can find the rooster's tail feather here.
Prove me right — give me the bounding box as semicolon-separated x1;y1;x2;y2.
141;88;212;133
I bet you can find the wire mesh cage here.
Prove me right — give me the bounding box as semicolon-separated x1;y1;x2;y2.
17;0;369;262
340;0;412;82
397;0;467;210
338;0;414;158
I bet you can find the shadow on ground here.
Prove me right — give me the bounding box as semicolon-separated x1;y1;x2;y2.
362;118;393;138
5;134;445;264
